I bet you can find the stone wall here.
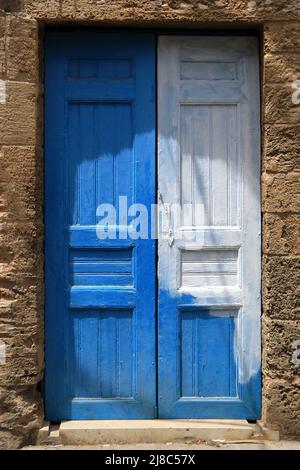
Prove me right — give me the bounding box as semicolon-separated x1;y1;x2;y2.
0;0;299;449
262;20;300;436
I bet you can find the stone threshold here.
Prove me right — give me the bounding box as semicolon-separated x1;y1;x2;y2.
37;420;279;446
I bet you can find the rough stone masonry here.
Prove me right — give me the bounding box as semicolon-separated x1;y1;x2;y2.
0;0;299;450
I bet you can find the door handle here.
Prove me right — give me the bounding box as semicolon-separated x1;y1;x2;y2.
158;191;174;247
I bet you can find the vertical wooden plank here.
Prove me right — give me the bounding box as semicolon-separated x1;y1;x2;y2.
95;104;115;209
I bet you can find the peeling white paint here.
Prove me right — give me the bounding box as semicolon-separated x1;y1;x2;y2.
0;80;6;104
291;340;300;365
0;339;6;365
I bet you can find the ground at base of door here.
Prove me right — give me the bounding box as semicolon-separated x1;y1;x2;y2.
22;441;300;451
33;420;281;447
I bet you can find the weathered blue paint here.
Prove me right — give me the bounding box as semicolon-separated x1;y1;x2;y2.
157;36;261;419
45;32;156;420
157;290;260;419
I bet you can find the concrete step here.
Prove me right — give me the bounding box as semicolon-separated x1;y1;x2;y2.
58;419;260;445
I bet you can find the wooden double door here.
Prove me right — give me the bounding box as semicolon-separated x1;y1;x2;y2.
45;32;261;420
